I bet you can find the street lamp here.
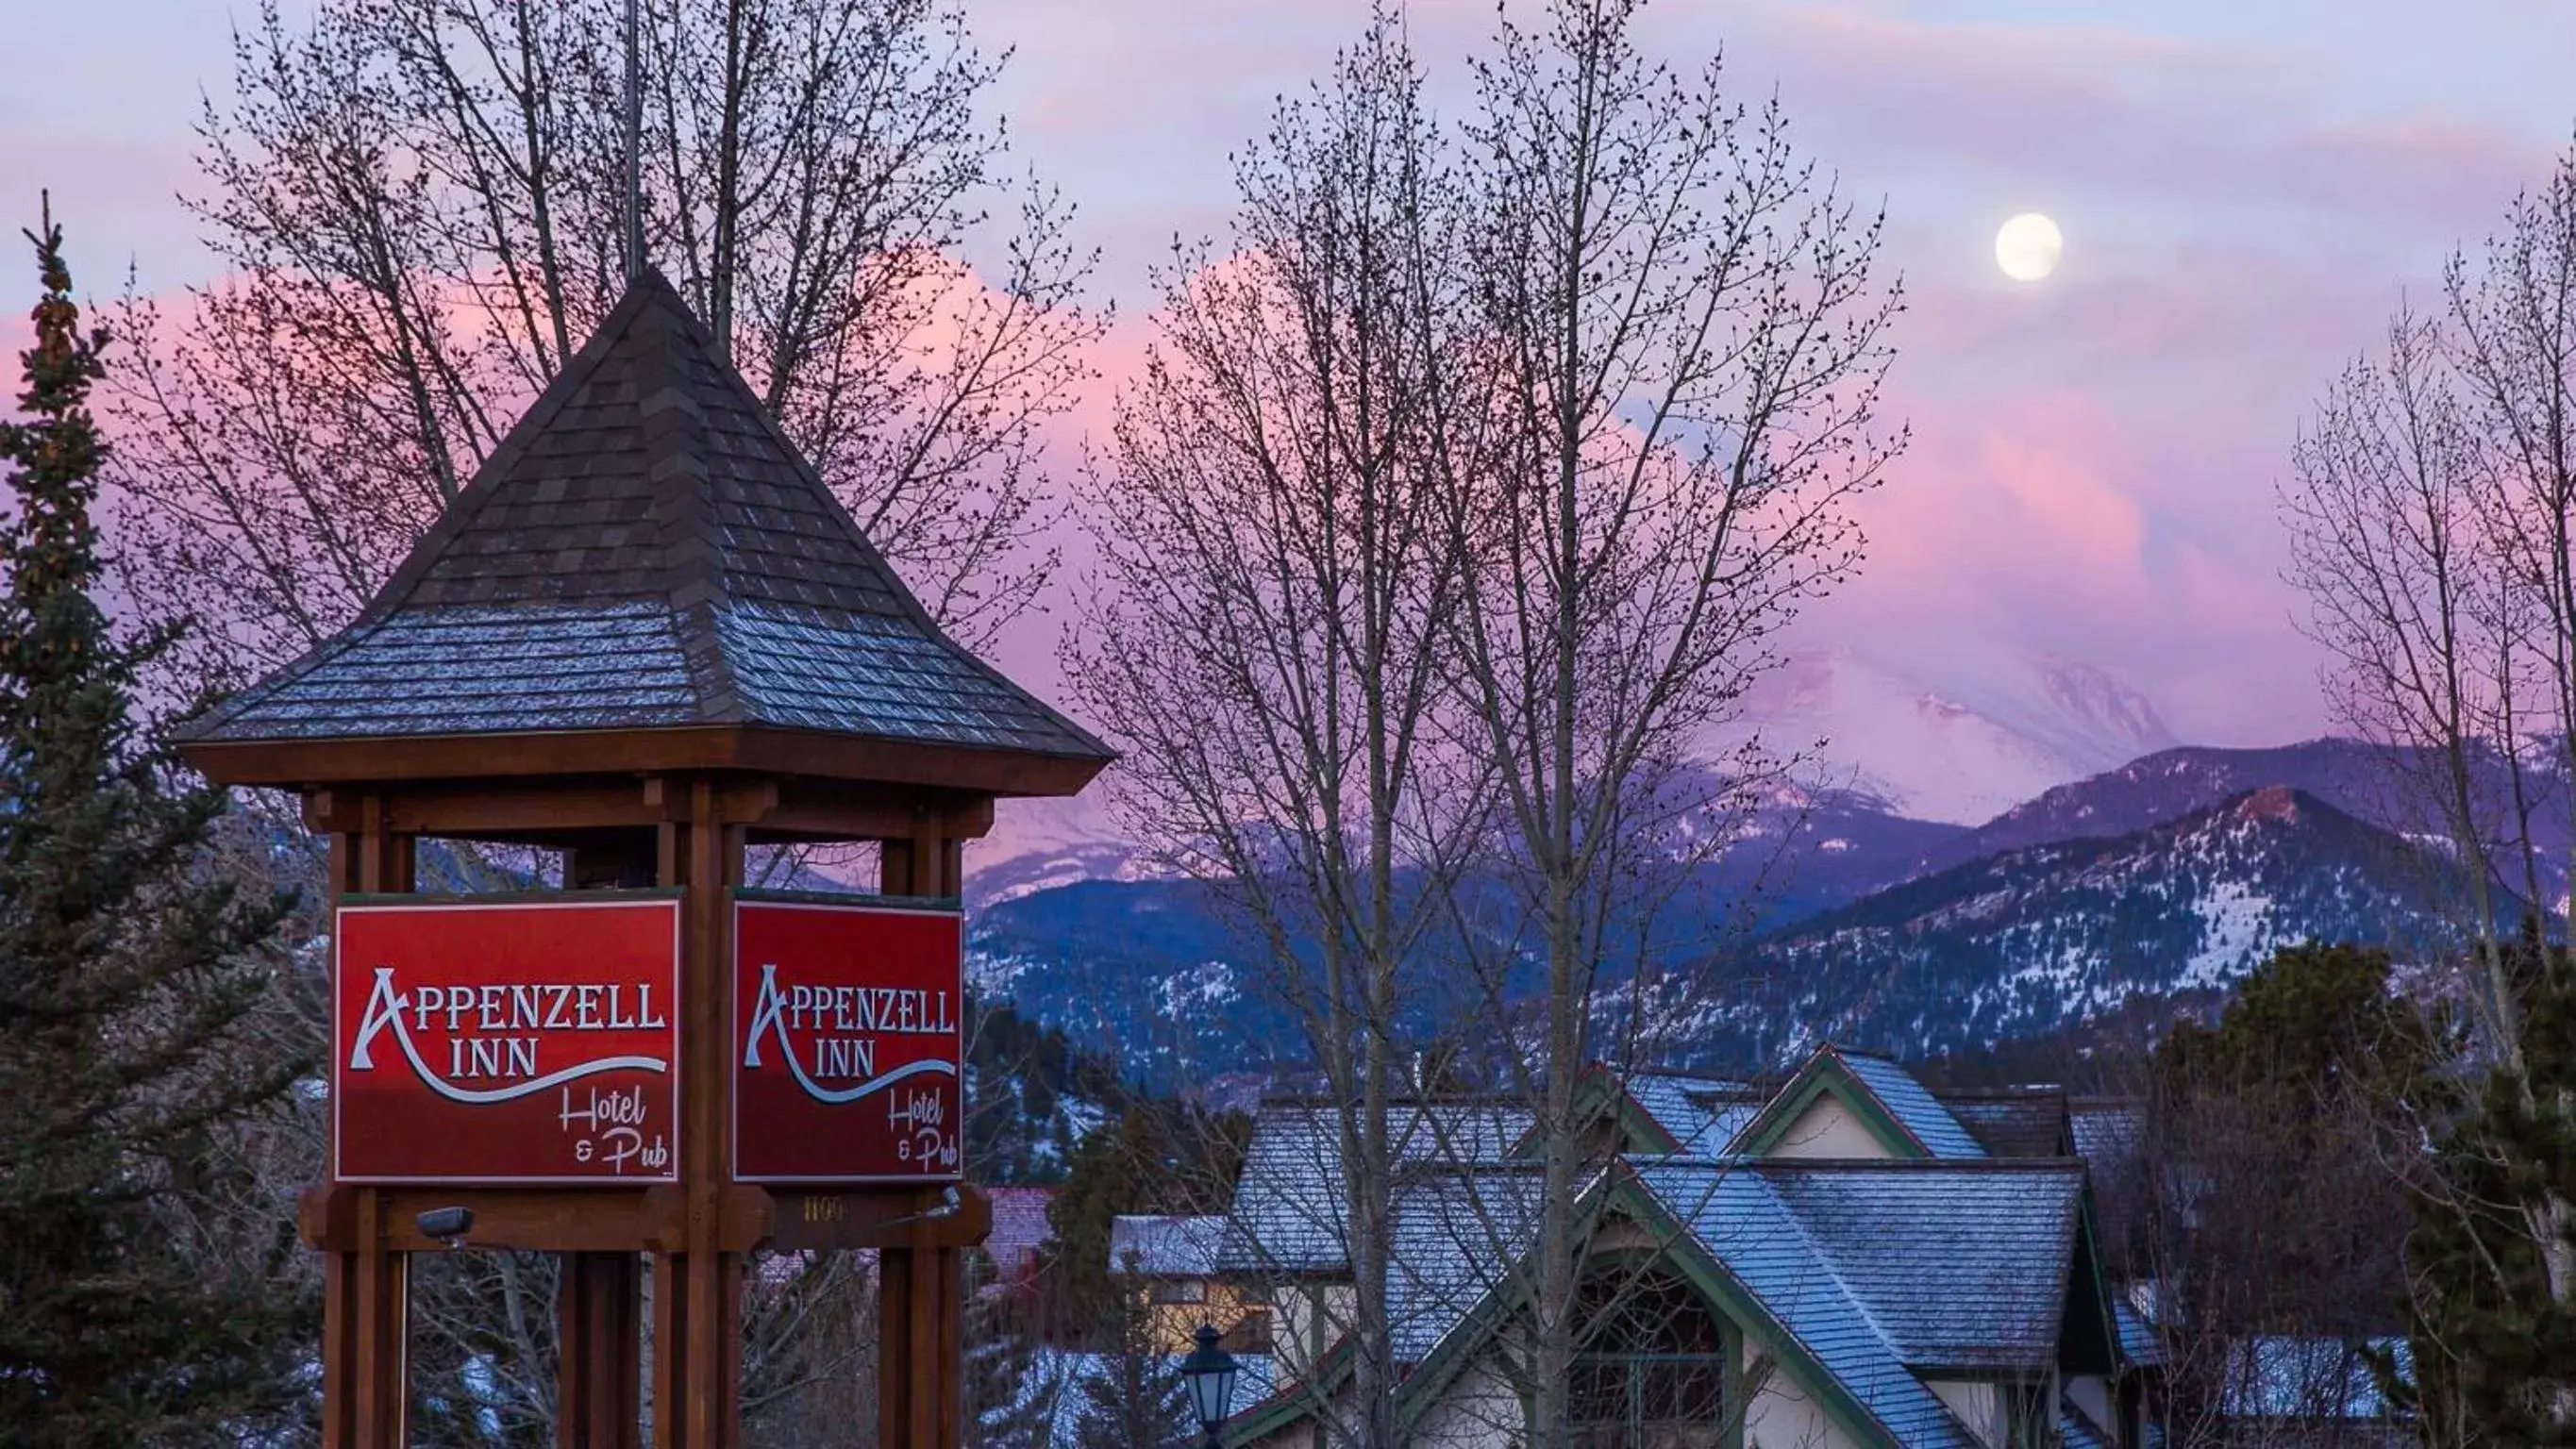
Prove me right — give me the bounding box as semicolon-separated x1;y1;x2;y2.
1180;1323;1240;1448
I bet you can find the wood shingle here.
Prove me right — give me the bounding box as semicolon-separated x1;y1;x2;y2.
178;271;1108;782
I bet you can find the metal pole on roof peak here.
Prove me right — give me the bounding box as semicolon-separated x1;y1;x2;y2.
623;0;644;283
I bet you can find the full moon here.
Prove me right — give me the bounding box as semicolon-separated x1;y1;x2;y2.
1995;212;2063;282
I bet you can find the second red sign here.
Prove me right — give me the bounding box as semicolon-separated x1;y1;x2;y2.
732;895;964;1183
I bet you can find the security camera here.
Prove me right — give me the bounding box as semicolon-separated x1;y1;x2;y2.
417;1206;475;1249
880;1184;965;1228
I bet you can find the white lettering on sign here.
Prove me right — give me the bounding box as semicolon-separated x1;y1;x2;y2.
347;967;670;1105
741;961;959;1104
559;1084;669;1174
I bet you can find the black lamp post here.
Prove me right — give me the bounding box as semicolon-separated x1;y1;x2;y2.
1180;1323;1240;1448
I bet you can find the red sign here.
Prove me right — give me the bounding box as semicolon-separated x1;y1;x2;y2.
732;896;963;1183
333;897;681;1184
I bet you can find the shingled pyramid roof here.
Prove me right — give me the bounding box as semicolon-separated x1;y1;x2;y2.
179;271;1109;794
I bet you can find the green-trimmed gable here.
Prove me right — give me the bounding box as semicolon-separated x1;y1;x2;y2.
1732;1049;1932;1160
1386;1168;1905;1449
1505;1066;1686;1162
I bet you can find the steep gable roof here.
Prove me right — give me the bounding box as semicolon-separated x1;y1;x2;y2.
1836;1052;1992;1159
1387;1167;1547;1363
1386;1162;1917;1449
1625;1072;1765;1154
1633;1161;1979;1449
1515;1065;1763;1160
178;271;1108;787
1731;1045;1989;1160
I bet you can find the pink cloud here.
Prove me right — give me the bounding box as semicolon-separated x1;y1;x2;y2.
20;0;2554;759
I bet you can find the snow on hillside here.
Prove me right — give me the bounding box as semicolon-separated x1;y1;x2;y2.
967;791;1151;908
1731;646;2180;826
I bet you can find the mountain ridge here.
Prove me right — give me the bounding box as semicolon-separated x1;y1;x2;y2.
964;740;2529;1082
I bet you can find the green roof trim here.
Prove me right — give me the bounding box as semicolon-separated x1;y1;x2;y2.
1504;1067;1685;1161
1379;1166;1901;1449
1222;1335;1356;1445
1731;1048;1932;1160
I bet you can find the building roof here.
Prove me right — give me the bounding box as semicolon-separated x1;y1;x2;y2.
1938;1090;2071;1158
1216;1052;2117;1449
1388;1169;1548;1363
1833;1049;1991;1159
1633;1160;1981;1449
1219;1100;1529;1274
2063;1395;2113;1449
1109;1215;1227;1278
177;270;1109;788
1624;1072;1765;1154
2070;1098;2147;1179
2115;1299;2164;1370
1751;1159;2084;1373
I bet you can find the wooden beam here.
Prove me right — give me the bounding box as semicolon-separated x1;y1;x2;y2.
652;776;745;1449
186;724;1108;799
300;1184;770;1255
765;1185;991;1253
875;814;973;1449
309;774;993;845
323;794;410;1449
753;780;992;844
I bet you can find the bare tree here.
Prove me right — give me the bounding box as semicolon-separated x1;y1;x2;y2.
97;8;1101;1439
108;0;1105;683
1432;1;1902;1437
1064;15;1471;1444
2279;142;2576;1430
2283;308;2531;948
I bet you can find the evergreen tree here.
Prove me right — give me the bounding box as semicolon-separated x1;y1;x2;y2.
2401;934;2576;1444
2156;939;2451;1109
964;1247;1061;1448
2144;942;2449;1439
0;201;309;1445
1071;1286;1190;1449
1044;1101;1248;1343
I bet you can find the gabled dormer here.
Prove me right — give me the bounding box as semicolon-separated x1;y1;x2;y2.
1731;1044;1991;1160
1506;1064;1765;1161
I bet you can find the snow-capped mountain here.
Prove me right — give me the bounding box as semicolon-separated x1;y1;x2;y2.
951;648;2569;1081
1704;786;2488;1065
966;791;1149;909
964;735;2529;1082
1911;737;2573;908
962;646;2181;902
1731;646;2180;825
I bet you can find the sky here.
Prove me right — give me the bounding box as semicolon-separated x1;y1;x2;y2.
8;0;2576;752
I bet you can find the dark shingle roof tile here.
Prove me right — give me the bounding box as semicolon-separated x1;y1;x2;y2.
1756;1159;2083;1373
1837;1050;1990;1159
181;272;1105;768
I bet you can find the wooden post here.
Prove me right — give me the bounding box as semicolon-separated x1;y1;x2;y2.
878;811;965;1449
325;794;412;1449
651;780;745;1449
560;839;652;1449
559;1252;643;1449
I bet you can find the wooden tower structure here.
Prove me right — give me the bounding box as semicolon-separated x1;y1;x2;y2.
176;271;1111;1449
